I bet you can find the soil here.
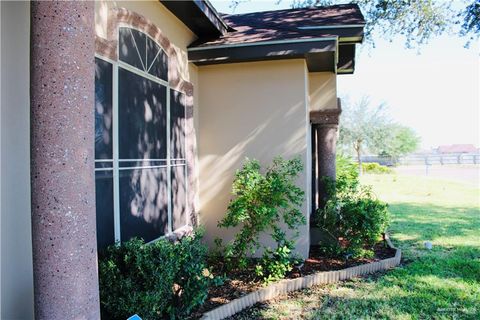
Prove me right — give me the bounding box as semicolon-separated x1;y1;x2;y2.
189;242;396;319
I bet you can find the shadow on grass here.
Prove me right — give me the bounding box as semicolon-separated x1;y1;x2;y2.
386;202;479;246
228;199;480;320
230;247;480;320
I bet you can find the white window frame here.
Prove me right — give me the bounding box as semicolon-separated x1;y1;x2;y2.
94;26;188;245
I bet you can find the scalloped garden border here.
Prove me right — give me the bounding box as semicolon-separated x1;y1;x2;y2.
201;235;401;320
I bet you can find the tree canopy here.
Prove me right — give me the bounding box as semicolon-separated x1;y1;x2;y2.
229;0;480;47
338;96;420;169
460;0;480;44
338;96;390;169
378;124;421;160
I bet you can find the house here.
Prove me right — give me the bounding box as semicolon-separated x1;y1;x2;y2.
0;1;364;318
436;144;477;154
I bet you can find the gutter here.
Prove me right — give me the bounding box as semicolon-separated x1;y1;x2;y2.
193;0;232;35
188;36;339;52
198;0;233;32
188;36;340;74
298;24;365;30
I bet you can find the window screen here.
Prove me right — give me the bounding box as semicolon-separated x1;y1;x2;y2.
170;90;187;229
94;58;115;250
118;67;169;241
94;27;188;250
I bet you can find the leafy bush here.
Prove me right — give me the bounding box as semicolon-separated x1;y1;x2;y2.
319;186;390;257
98;231;216;319
336;154;360;194
217;157;306;283
362;162;394;174
316;155;390;258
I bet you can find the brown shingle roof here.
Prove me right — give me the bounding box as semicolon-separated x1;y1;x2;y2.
190;4;364;48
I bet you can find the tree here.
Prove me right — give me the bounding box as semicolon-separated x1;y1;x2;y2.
460;0;480;46
378;124;420;162
338;96;391;174
229;0;480;48
339;97;421;170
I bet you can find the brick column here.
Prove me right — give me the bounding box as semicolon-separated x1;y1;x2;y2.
310;107;341;211
30;2;100;319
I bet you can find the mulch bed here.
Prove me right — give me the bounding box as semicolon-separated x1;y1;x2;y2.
189;242;396;319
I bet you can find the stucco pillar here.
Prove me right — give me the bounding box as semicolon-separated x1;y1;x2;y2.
30;2;100;319
310;108;341;211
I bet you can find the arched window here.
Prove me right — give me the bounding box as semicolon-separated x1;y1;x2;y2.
94;27;187;251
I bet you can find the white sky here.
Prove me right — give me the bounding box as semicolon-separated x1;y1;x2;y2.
211;0;480;149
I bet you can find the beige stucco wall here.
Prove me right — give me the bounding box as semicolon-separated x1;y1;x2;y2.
197;60;311;258
309;72;338;111
0;1;34;319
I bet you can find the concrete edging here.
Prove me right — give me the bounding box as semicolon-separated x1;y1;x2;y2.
201;235;401;320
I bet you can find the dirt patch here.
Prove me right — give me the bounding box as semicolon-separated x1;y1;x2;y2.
189;242;396;319
299;243;396;275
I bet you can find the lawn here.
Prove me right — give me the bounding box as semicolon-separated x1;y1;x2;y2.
230;173;480;319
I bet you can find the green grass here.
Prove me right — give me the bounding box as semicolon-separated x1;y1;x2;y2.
230;174;480;320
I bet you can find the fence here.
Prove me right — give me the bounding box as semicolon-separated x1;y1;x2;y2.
399;153;480;165
360;154;480;166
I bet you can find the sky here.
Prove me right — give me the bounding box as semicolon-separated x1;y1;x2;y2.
211;0;480;150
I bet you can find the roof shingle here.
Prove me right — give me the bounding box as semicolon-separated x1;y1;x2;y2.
190;4;364;48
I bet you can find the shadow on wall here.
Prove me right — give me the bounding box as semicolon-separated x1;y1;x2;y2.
199;98;309;249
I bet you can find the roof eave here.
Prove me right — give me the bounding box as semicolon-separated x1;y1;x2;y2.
188;38;338;72
160;0;229;37
300;25;365;43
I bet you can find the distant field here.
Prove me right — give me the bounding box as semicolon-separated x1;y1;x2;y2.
394;164;479;186
230;172;480;320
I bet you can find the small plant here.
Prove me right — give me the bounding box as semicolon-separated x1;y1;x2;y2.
255;242;301;284
362;162;394;174
217;156;306;282
316;155;390;258
98;230;216;319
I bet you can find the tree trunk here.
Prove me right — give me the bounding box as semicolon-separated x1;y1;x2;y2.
355;142;362;176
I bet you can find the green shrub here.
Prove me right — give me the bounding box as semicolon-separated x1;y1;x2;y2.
316;155;390;258
320;186;390;257
98;231;216;319
336;154;360;194
255;242;302;284
362;162;394;174
217;157;306;283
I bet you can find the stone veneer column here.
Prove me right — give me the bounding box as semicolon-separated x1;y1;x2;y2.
311;108;341;210
30;1;100;319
